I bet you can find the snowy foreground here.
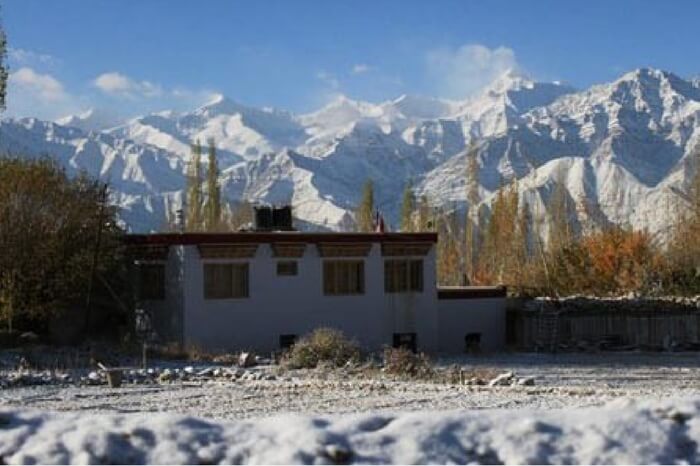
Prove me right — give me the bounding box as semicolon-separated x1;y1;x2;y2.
3;353;700;463
1;398;699;464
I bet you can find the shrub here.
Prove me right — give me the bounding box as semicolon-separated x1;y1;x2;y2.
282;328;360;369
382;347;434;379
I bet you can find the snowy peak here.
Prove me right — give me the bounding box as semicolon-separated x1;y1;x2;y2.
4;67;699;237
56;108;124;133
386;94;456;120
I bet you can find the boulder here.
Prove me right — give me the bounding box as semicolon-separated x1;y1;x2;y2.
517;377;535;386
238;352;256;368
488;372;515;387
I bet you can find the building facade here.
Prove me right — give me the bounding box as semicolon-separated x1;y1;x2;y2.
126;232;506;354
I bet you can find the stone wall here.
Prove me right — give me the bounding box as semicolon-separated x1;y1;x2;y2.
508;296;700;351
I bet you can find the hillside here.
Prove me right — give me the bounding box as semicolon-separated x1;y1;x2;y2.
1;67;697;235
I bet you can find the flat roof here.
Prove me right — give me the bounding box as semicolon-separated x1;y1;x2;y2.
125;231;438;246
437;286;507;299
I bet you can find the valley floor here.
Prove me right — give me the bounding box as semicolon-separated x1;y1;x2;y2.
2;352;700;419
3;352;700;463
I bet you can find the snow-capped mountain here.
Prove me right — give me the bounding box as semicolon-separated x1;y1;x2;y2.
56;108;125;133
2;68;698;238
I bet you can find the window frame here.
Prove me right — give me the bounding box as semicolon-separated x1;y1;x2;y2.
384;259;424;293
203;262;250;300
276;260;298;277
322;260;365;296
137;262;166;301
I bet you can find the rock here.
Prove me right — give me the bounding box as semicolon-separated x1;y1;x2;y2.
159;369;174;383
86;371;102;385
239;352;256;368
517;377;535;386
197;367;215;377
488;372;515;387
184;366;194;374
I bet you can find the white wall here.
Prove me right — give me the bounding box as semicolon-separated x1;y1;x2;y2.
437;298;506;353
181;243;439;354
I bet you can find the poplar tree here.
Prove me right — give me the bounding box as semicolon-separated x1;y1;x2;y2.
204;138;222;231
548;171;572;255
356;179;375;232
0;11;8;112
417;195;433;231
186;140;203;231
464;142;480;283
400;180;415;232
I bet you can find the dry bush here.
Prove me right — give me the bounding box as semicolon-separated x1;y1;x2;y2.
282;328;360;369
149;343;238;363
382;347;434;379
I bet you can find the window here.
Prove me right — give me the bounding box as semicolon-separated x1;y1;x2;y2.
393;333;417;353
384;259;423;293
465;333;482;353
204;263;249;299
276;261;298;276
138;263;165;300
323;260;364;295
279;334;297;349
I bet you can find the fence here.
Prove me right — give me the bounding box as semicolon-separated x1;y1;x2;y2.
507;297;700;351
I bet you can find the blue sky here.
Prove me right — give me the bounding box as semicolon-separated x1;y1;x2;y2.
3;0;700;120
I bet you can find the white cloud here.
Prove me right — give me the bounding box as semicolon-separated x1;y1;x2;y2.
9;67;68;102
8;48;58;67
352;64;370;75
426;44;519;98
93;72;163;99
6;67;85;120
316;70;340;90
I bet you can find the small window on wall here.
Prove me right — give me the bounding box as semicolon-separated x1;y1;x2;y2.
323;260;365;295
393;333;417;353
138;263;165;300
204;263;249;299
277;261;298;276
279;334;297;350
384;259;423;293
465;333;481;353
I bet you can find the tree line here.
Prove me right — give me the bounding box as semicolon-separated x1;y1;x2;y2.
356;143;700;296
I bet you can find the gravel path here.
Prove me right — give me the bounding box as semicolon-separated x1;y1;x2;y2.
2;352;700;420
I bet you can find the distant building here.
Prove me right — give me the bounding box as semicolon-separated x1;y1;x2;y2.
125;208;506;354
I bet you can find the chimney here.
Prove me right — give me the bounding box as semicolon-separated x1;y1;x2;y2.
253;204;294;231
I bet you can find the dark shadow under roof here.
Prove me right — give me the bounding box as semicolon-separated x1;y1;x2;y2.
438;286;507;300
125;232;438;246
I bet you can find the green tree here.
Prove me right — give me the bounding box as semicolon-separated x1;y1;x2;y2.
400;180;415;232
0;9;8;112
204;138;222;231
186;140;204;231
356;179;375;232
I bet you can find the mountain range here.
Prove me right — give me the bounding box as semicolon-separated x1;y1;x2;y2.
1;67;698;240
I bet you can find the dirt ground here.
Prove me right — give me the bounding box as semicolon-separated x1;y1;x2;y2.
2;352;700;420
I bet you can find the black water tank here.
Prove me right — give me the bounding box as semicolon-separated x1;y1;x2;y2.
254;206;273;231
272;205;293;231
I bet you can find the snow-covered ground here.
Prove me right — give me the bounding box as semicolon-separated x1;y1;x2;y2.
2;353;700;420
2;397;700;464
3;352;700;463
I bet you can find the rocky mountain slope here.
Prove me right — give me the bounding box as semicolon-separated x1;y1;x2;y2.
1;68;697;236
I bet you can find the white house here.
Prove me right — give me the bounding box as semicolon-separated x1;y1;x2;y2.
126;230;506;354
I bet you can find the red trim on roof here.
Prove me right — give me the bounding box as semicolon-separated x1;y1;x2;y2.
125;232;438;246
437;286;507;300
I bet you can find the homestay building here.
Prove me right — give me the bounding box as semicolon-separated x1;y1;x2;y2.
126;210;506;354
